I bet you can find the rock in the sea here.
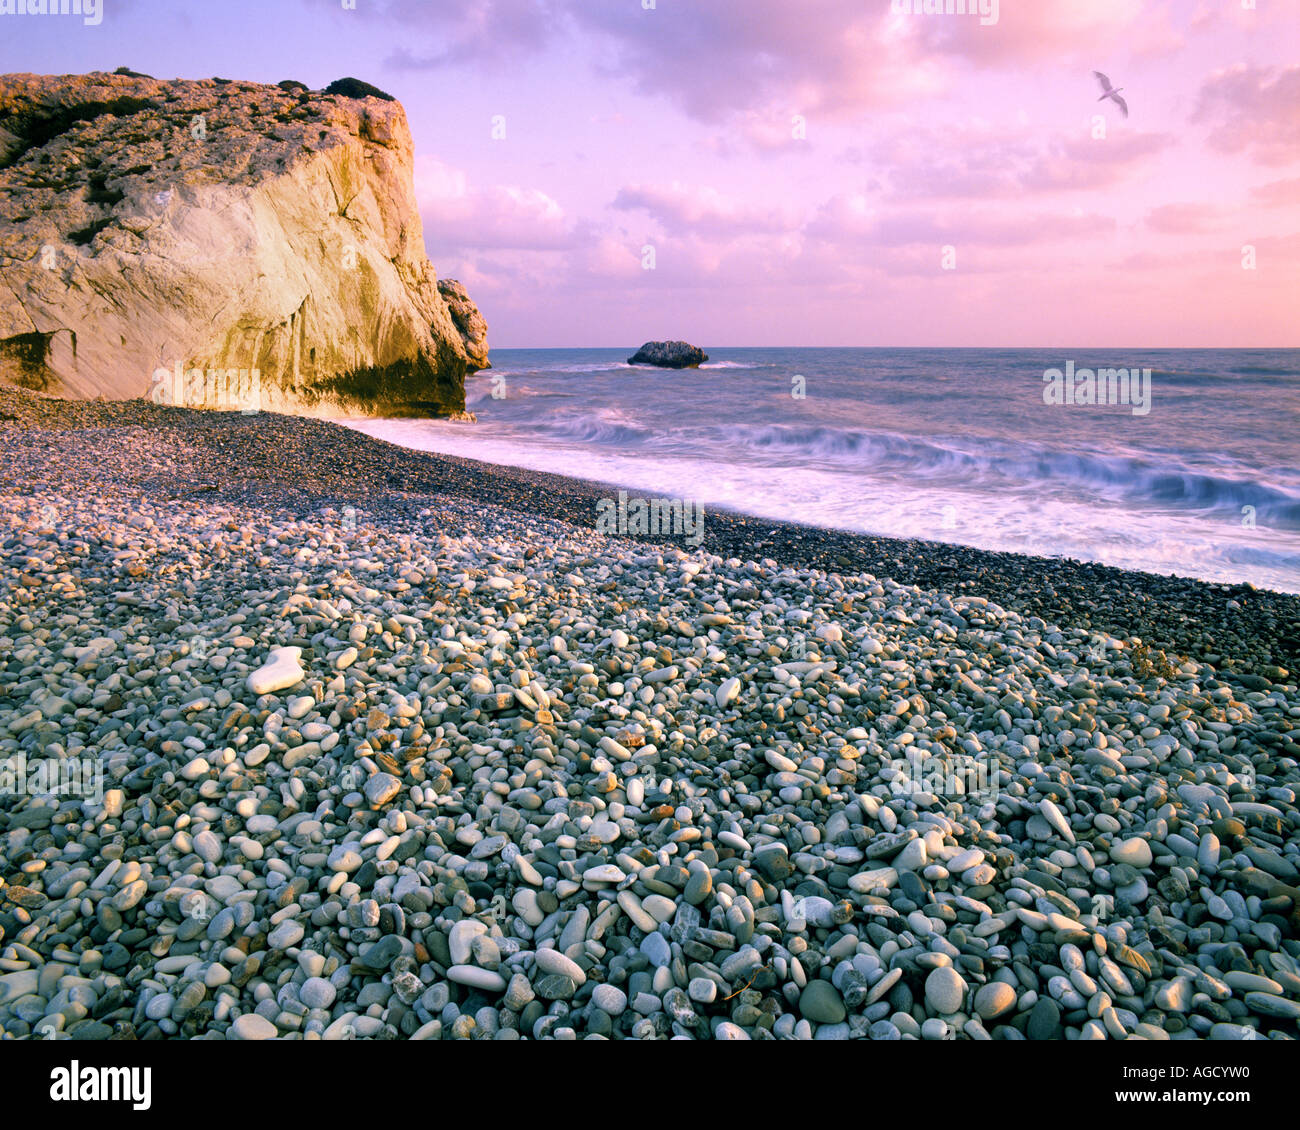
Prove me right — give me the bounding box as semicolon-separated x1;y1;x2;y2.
627;341;708;368
0;72;487;417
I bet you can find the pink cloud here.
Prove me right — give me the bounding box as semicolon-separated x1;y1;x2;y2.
573;0;945;123
1144;202;1227;235
365;1;1191;142
378;0;566;69
1251;177;1300;208
864;124;1172;200
567;0;1181;126
806;193;1117;248
898;0;1180;67
1016;131;1174;192
1193;64;1300;166
612;182;799;236
281;0;1297;345
414;157;581;251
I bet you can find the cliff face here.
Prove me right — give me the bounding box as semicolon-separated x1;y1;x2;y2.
437;278;490;371
0;72;488;417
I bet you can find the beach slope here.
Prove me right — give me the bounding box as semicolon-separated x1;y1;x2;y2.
2;388;1298;1041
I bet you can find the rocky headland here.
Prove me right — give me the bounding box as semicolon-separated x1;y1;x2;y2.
0;71;487;417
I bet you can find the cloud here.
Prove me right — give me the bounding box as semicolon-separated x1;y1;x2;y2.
362;0;948;122
357;0;1186;141
1144;203;1227;235
414;157;580;250
1016;132;1173;192
1193;64;1300;166
575;0;1179;125
612;182;799;237
575;0;948;123
864;124;1172;200
374;0;567;69
1251;177;1300;208
806;192;1116;248
897;0;1178;67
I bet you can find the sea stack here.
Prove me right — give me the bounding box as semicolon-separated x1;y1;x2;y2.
0;71;488;417
628;340;708;368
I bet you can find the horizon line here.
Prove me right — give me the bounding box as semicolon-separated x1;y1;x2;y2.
486;344;1300;351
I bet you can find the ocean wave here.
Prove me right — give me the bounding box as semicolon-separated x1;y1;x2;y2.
1227;365;1300;377
526;416;1300;527
475;362;635;377
536;414;656;446
466;381;579;406
778;428;1300;526
548;361;637;373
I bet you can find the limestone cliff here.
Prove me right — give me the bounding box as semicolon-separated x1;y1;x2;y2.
0;71;488;417
437;278;490;371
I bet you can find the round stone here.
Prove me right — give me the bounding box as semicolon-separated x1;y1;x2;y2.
300;977;336;1009
924;966;967;1015
327;845;362;873
921;1017;949;1040
449;920;487;966
684;870;713;905
688;978;717;1004
974;981;1017;1021
267;920;304;950
1027;997;1062;1040
145;993;175;1021
591;984;627;1016
193;830;222;863
230;1013;278;1040
1111;837;1153;868
800;980;846;1024
640;931;671;968
179;756;209;780
364;772;402;806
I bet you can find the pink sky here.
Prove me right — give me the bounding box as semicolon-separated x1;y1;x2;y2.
4;0;1298;346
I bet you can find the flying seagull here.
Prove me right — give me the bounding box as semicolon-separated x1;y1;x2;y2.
1093;71;1128;118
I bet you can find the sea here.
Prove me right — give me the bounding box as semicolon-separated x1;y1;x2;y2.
339;347;1300;595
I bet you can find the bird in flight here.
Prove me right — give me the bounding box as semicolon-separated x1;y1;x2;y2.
1093;71;1128;118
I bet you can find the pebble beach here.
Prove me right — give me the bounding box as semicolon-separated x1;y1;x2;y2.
3;386;1300;1042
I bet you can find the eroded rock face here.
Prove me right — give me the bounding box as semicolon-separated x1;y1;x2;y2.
0;71;488;417
438;278;490;371
628;341;708;368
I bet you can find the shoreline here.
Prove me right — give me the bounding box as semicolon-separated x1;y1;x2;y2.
3;386;1297;675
